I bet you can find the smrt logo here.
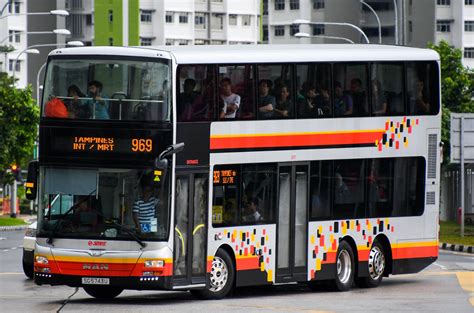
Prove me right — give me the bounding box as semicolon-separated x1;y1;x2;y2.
88;241;106;247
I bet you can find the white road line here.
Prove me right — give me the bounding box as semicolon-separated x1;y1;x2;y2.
2;249;9;252
433;262;448;270
0;237;6;240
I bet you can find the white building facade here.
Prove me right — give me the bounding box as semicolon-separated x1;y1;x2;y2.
140;0;260;46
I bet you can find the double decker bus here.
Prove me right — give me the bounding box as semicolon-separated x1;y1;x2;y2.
28;44;441;299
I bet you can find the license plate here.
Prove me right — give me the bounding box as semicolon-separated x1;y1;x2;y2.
82;277;110;285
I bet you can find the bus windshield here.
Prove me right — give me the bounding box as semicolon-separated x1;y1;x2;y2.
37;167;170;242
42;57;171;122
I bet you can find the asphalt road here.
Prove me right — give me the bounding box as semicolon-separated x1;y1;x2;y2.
0;230;473;313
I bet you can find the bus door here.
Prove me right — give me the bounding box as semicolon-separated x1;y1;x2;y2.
276;164;309;283
173;170;208;287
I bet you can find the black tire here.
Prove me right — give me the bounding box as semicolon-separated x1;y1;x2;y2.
333;241;355;292
356;241;385;288
22;258;34;279
191;249;235;300
83;286;123;299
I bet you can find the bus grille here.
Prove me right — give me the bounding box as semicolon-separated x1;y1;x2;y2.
427;134;437;179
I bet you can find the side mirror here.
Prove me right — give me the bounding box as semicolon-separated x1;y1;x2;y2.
152;143;184;187
25;160;39;200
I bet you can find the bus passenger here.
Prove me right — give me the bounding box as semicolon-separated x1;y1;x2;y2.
335;173;350;204
72;195;99;228
334;81;353;116
133;182;158;233
274;84;291;118
66;85;87;118
178;78;199;121
350;78;368;116
414;80;429;114
242;197;262;222
371;80;387;115
257;79;276;119
81;80;109;119
219;78;240;119
297;82;324;117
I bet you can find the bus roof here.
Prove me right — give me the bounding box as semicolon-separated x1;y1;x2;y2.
51;44;439;64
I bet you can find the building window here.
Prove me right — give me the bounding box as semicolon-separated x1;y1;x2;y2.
8;1;20;14
195;39;209;45
85;14;93;25
275;0;285;10
66;14;83;37
211;13;224;30
108;37;113;46
465;48;474;58
312;24;325;35
290;0;300;10
179;13;188;24
290;25;299;36
211;40;225;45
166;12;173;23
242;15;251;26
108;10;113;22
229;14;237;25
141;10;152;23
275;25;285;36
9;30;20;43
437;0;451;5
195;13;206;29
313;0;325;9
465;21;474;32
466;0;474;5
263;0;268;15
436;20;451;32
8;60;20;72
140;38;153;46
263;25;268;41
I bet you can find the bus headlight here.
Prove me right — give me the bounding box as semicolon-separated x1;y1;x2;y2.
35;255;49;265
144;260;164;268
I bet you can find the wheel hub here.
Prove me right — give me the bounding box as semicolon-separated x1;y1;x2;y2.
368;246;385;280
337;249;352;284
209;256;228;292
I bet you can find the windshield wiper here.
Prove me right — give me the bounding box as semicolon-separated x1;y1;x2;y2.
101;217;147;248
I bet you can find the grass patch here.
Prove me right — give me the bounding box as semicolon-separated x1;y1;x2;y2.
439;221;474;246
0;216;27;226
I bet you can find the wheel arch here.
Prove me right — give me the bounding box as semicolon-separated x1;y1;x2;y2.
216;244;236;280
374;234;393;276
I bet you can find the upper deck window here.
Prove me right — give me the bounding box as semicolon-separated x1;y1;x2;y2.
42;57;171;122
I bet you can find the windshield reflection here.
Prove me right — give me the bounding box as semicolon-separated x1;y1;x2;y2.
38;167;170;241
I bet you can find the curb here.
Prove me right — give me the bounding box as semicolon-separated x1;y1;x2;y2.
439;242;474;254
0;225;28;232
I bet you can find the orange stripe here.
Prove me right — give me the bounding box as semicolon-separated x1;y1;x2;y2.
392;246;438;260
236;256;260;271
210;131;384;150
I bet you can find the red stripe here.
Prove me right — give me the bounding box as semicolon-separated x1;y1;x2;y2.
392;246;438;260
210;131;384;150
236;257;260;271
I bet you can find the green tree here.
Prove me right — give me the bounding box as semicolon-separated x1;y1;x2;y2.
0;73;39;185
428;41;474;163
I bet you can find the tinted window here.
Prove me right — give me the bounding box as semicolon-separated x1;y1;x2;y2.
177;64;216;121
333;159;366;219
296;63;332;118
257;64;294;119
310;161;332;220
218;65;255;120
334;63;369;117
407;61;439;115
371;63;404;116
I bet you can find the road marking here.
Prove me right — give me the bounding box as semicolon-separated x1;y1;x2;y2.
11;247;17;250
0;237;6;240
433;262;447;270
456;272;474;307
2;249;9;252
0;272;23;275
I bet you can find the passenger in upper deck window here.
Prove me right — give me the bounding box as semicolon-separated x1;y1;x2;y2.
219;78;240;119
66;85;87;118
349;78;368;116
334;81;353;116
258;79;276;119
80;80;110;119
274;84;291;118
413;80;430;114
297;82;326;117
178;78;199;121
371;79;387;116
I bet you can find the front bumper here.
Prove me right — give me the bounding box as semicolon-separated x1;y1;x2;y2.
34;273;172;290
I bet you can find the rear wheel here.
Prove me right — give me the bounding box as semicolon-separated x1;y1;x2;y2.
191;249;234;300
356;241;385;288
333;241;355;291
83;286;123;299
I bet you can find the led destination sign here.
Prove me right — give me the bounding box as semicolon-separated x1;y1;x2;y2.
72;137;153;153
40;126;171;166
213;169;238;185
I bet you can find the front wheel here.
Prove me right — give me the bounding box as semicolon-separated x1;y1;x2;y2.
356;241;385;288
333;241;355;292
191;249;234;300
83;286;123;299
